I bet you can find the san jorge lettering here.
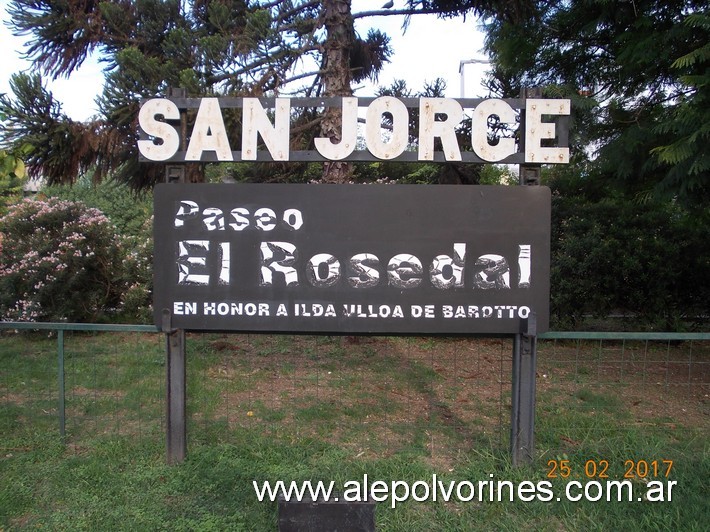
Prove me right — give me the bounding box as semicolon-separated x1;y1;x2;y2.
173;200;532;291
138;96;570;164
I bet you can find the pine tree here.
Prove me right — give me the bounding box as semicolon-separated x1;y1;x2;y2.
0;0;394;187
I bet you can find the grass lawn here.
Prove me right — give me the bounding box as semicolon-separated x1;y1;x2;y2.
1;332;708;530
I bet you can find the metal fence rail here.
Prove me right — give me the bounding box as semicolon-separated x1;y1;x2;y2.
0;323;160;449
1;323;708;461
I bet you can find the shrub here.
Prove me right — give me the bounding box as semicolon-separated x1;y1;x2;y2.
116;216;154;323
43;177;152;239
548;173;710;330
42;179;155;323
0;197;125;322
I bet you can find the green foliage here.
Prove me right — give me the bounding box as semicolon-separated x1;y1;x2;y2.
649;12;710;197
0;197;125;322
117;223;154;324
547;168;710;329
43;180;154;322
2;1;394;189
0;149;27;214
38;179;154;323
43;177;152;239
479;164;517;185
484;0;710;206
0;73;98;185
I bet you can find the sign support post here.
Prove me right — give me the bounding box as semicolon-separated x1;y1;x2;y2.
164;161;187;465
511;314;537;466
164;307;187;465
511;86;543;466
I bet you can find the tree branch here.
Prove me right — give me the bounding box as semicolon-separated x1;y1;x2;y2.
352;8;442;19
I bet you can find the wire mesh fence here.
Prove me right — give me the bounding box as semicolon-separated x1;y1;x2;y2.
535;334;709;451
1;325;708;463
0;327;164;453
186;334;512;464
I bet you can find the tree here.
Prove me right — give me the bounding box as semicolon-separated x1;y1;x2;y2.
481;0;710;207
546;165;709;330
0;147;27;215
0;0;393;188
0;0;540;189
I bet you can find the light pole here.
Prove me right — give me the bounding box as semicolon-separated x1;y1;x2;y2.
459;58;490;98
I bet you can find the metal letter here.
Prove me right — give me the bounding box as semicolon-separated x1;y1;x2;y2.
185;98;233;161
138;98;180;161
314;97;358;160
242;98;291;161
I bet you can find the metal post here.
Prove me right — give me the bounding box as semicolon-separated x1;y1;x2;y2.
511;315;537;466
512;88;542;465
57;329;66;441
458;58;489;98
164;158;187;465
163;309;186;464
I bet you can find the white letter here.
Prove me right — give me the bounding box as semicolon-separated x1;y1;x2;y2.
418;98;463;161
138;98;180;161
430;243;466;289
259;242;299;286
388;254;423;289
174;200;199;228
218;242;230;285
254;208;277;231
177;240;210;285
566;481;583;502
645;481;665;502
202;207;224;231
229;208;250;231
471;99;516;162
242;98;290;160
525;99;570;163
365;96;409;160
343;481;361;502
185;98;233;161
283;208;304;231
347;253;380;288
391;481;410;508
314;97;358;160
473;255;510;289
306;254;341;288
518;245;531;288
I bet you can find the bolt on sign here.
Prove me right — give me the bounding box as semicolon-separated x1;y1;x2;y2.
153;184;551;334
138;96;570;164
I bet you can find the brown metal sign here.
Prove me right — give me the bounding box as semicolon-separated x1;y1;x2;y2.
153;184;551;334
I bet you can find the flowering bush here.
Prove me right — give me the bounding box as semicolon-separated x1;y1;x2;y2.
0;197;125;322
117;216;154;323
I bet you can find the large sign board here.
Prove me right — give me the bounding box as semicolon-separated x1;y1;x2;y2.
154;184;551;334
138;96;570;165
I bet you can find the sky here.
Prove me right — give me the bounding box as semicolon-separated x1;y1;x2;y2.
0;0;491;122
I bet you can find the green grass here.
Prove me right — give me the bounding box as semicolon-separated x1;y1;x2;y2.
1;332;708;530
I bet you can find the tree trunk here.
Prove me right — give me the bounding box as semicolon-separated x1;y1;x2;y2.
320;0;354;183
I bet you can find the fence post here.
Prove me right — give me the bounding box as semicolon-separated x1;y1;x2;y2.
57;329;66;441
